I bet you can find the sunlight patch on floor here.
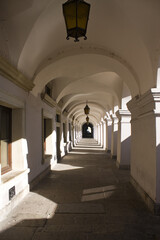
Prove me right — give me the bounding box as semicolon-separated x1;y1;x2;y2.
53;163;83;171
0;192;57;232
81;185;116;202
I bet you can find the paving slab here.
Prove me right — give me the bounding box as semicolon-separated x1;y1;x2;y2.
1;139;160;240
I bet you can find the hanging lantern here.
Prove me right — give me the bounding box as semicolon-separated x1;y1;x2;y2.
62;0;91;42
86;115;89;125
84;103;90;115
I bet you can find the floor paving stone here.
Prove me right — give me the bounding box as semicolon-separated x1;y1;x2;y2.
0;139;160;240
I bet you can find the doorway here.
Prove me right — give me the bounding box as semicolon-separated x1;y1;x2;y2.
82;123;94;138
56;127;61;162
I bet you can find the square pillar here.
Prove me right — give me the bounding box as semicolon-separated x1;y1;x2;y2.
128;88;160;215
105;118;112;153
116;109;131;169
111;114;118;159
103;120;107;150
100;122;103;147
98;124;101;144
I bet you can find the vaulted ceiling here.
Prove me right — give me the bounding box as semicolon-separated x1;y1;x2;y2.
1;0;160;124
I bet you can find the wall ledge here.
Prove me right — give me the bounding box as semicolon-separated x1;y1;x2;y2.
41;93;57;108
1;168;30;186
0;56;34;92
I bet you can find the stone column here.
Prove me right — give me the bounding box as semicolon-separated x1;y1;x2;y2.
105;118;112;153
94;124;98;141
100;122;103;147
116;109;131;169
103;120;107;150
111;114;118;159
98;124;101;144
128;88;160;214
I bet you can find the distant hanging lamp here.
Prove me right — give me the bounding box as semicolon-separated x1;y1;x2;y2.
62;0;91;42
86;115;89;125
84;102;90;115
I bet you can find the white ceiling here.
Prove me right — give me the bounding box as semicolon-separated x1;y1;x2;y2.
0;0;160;124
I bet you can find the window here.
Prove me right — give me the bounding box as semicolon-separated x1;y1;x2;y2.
56;114;60;123
45;85;52;97
43;119;47;154
43;118;52;155
0;105;12;174
42;114;53;163
69;123;71;141
63;123;67;142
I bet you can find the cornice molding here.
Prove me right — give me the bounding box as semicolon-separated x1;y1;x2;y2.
116;109;131;123
42;93;57;108
127;88;160;120
0;56;34;92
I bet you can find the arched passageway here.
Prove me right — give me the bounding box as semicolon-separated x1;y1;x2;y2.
82;123;94;138
1;0;160;226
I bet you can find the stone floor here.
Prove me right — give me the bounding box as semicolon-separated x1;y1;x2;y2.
1;139;160;239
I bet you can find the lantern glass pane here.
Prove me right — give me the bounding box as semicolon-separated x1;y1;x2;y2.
63;2;76;29
77;2;90;30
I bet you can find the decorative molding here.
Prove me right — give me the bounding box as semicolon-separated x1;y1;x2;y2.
116;109;131;116
127;88;160;121
0;56;34;91
110;114;118;124
56;122;61;127
116;109;131;123
0;89;25;108
41;93;57;108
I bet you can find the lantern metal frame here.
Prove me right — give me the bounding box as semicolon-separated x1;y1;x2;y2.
62;0;90;42
84;103;90;115
86;115;89;125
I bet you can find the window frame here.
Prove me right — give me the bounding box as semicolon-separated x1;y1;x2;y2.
0;105;12;174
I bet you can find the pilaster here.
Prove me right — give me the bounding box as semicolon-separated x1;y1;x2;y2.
116;109;131;169
127;88;160;214
105;117;112;153
100;122;103;147
110;114;118;159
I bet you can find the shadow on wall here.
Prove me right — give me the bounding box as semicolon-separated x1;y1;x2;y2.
117;135;131;166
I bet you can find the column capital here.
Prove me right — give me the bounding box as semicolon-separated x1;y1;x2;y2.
116;109;131;123
110;113;118;124
104;117;112;126
127;88;160;120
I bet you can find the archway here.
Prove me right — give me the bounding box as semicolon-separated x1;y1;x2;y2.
82;123;94;138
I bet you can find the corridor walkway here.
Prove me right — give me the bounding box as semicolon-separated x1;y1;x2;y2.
0;139;160;239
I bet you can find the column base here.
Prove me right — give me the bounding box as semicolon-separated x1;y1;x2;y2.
130;176;160;215
116;161;130;170
30;166;51;190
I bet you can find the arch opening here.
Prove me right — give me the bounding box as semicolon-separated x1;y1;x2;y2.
82;123;94;139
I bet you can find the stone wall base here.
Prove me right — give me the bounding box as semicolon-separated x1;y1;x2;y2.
130;176;160;215
30;166;51;190
116;161;130;170
0;185;29;222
